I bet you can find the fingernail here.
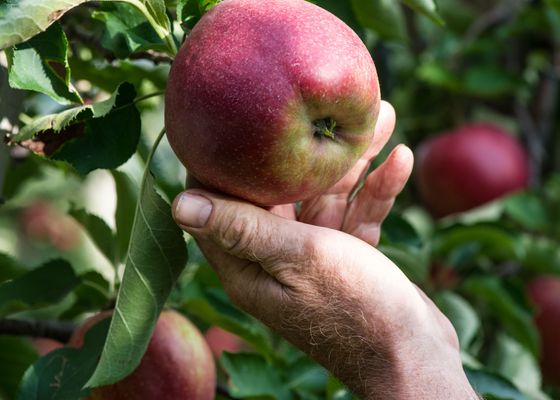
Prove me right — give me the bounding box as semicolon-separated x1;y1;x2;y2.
174;193;213;228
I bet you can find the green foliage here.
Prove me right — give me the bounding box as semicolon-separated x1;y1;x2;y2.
17;318;110;400
0;337;38;399
220;353;292;400
0;260;80;316
87;170;188;387
92;3;166;58
6;23;82;105
11;82;141;175
0;0;89;49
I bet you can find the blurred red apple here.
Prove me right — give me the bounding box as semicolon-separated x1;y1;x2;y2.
429;263;459;290
70;310;216;400
32;338;63;356
20;201;81;251
527;276;560;386
415;123;530;218
204;327;247;358
165;0;380;205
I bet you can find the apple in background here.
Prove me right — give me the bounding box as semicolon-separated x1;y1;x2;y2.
204;327;247;358
165;0;380;206
32;338;63;356
20;201;81;251
70;310;216;400
415;123;530;218
429;263;459;291
527;276;560;387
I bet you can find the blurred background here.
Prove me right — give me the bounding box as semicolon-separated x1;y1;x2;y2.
1;0;560;399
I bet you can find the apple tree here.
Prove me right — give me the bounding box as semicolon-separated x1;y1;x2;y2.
0;0;559;399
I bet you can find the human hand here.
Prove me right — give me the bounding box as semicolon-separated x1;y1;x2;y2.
172;101;477;399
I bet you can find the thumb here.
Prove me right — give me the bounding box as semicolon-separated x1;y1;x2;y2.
172;190;309;267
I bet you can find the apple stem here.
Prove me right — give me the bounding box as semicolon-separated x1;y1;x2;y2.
314;118;337;140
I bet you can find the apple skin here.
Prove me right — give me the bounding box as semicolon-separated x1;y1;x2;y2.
415;123;530;218
20;201;81;251
70;310;216;400
32;338;63;356
165;0;380;206
429;263;459;291
527;276;560;387
204;327;247;358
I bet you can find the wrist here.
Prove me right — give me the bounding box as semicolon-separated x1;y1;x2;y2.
386;302;478;399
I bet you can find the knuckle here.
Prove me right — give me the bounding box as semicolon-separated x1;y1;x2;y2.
217;210;260;257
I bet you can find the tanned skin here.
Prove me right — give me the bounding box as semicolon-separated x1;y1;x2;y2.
173;101;479;399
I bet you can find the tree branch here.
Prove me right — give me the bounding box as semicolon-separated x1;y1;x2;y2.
0;318;76;343
464;0;524;43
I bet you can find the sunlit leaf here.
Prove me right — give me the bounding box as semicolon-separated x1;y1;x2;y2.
86;172;188;388
10;82;141;175
6;23;82;105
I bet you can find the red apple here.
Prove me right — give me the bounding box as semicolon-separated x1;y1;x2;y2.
165;0;380;205
70;310;216;400
20;201;81;251
527;276;560;386
204;327;247;358
32;338;63;356
415;123;530;218
429;263;459;290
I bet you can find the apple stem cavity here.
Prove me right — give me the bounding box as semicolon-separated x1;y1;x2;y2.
313;117;337;140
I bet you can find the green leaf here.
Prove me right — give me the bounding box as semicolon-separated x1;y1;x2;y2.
6;23;82;105
86;171;188;388
432;223;523;262
487;333;542;398
0;259;80;316
0;253;26;283
463;66;524;98
118;0;177;55
462;276;540;357
377;244;429;283
111;170;139;263
93;2;166;59
0;337;38;399
417;61;461;91
381;212;422;248
17;318;110;400
434;291;480;350
11;82;141;175
350;0;407;42
465;367;528;400
285;356;328;395
504;192;548;231
69;58;168;93
326;376;356;400
183;285;276;361
400;0;444;25
0;0;89;49
70;208;117;264
220;353;293;400
60;271;112;319
521;236;560;275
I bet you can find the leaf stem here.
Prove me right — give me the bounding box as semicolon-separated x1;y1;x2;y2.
144;127;167;173
120;0;178;56
134;90;165;104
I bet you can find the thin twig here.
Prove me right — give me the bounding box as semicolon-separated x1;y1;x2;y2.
464;0;525;43
0;318;76;343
